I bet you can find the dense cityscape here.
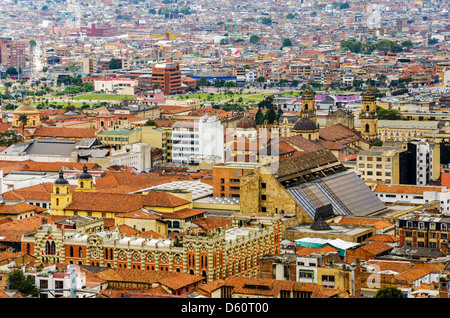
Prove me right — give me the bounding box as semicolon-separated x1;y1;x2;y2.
0;0;448;303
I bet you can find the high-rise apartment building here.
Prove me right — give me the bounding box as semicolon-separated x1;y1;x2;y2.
151;60;182;95
0;39;27;69
171;115;224;165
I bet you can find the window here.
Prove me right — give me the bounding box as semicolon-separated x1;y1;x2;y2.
261;195;267;201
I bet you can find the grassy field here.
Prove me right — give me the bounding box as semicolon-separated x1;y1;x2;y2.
178;92;274;103
72;94;135;101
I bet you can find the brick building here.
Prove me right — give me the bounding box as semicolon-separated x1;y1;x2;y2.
151;60;182;95
0;39;27;69
21;214;282;284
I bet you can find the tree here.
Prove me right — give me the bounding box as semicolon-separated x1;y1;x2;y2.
401;40;413;48
256;76;265;83
260;17;272;25
18;113;28;136
374;39;403;53
264;108;276;124
255;109;265;125
28;39;37;49
281;38;292;48
374;286;404;298
0;129;24;147
145;119;157;126
276;106;284;121
250;35;261;44
197;77;210;87
108;58;120;70
8;270;39;297
286;13;296;19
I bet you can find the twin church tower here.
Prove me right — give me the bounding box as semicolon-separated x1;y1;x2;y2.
294;80;378;142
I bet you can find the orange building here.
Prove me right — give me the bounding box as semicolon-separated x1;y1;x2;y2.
151;60;182;95
212;163;262;198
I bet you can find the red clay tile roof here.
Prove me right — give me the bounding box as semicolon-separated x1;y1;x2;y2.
0;214;68;242
33;126;97;139
192;217;232;232
359;240;394;256
373;184;444;195
0;202;46;215
367;234;401;243
335;216;393;230
2;183;77;202
319;124;362;144
117;224;141;237
65;191;189;214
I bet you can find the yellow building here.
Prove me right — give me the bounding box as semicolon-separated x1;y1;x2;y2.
128;30;179;41
12;99;42;131
97;127;142;148
141;125;172;162
358;81;378;142
357;147;402;186
49;170;203;231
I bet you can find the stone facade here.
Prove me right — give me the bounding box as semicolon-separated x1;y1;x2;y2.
21;215;282;284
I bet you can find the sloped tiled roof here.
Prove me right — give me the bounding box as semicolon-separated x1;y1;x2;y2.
65;191;189;214
0;202;46;215
33;126;97;139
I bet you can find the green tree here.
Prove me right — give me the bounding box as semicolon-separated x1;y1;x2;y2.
401;40;413;48
0;129;24;147
18;113;28;136
145;119;157;126
255;109;265;125
281;38;292;48
264;108;276;124
108;58;121;70
250;35;261;44
28;39;37;48
375;39;403;53
374;286;404;298
286;13;296;19
197;77;210;87
260;17;272;25
8;270;39;297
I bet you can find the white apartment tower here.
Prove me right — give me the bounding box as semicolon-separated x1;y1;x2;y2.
171;115;224;165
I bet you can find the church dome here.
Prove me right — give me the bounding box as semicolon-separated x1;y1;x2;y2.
293;118;317;131
54;170;69;185
236;116;257;129
14;99;39;113
78;165;93;180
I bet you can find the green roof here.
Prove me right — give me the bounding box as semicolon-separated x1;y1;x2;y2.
98;129;137;136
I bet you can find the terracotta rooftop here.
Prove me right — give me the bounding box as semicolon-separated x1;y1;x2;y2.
65;191;190;214
0;202;46;215
373;184;445;195
33;126;97;139
0;214;68;242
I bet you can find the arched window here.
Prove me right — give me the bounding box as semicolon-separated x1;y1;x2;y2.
78;247;83;258
365;124;370;133
173;221;180;229
80;182;84;189
45;241;50;254
51;241;56;255
70;246;74;257
56;198;59;205
55;187;60;194
366;105;370;112
304;103;308;110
